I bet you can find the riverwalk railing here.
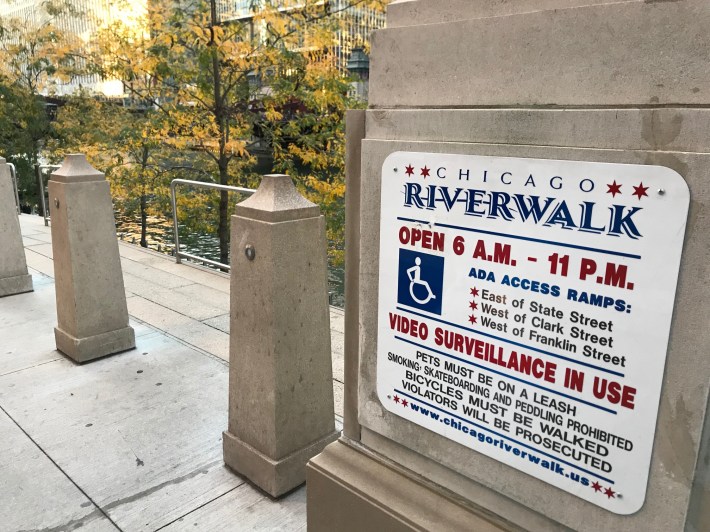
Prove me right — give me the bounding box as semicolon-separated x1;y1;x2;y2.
170;179;255;271
35;164;61;226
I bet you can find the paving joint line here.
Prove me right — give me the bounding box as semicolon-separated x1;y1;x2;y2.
119;250;229;286
152;484;243;531
128;316;344;421
128;291;223;321
0;403;124;532
127;314;229;368
0;358;63;378
198;317;230;334
123;276;195;292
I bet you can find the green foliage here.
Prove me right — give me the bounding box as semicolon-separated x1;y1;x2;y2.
48;92;185;247
1;0;388;263
0;0;84;93
261;47;362;266
0;0;86;204
93;0;386;263
0;83;49;200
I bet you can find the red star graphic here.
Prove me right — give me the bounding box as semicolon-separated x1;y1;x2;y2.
591;481;602;493
405;164;414;176
632;182;649;200
393;395;400;404
468;314;477;324
420;166;430;178
469;301;478;311
604;487;616;499
606;181;622;197
470;287;480;297
401;399;409;407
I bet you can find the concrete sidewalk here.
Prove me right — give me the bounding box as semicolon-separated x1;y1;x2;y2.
0;213;344;531
18;213;345;417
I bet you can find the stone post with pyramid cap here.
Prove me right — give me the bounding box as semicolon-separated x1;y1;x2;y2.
0;157;33;297
49;154;135;363
223;174;338;497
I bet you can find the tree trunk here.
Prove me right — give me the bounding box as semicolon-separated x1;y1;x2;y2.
210;0;229;268
140;192;148;248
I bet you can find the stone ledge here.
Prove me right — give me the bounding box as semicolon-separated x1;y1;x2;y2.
371;0;710;107
307;439;516;532
386;0;629;28
364;108;710;154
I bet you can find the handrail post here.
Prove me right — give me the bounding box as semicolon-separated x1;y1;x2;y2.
35;164;47;224
34;165;60;226
170;180;182;264
8;163;20;214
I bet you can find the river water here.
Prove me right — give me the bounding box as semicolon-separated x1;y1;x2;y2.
115;214;346;308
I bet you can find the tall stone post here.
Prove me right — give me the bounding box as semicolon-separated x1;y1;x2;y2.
0;158;33;297
49;154;135;363
223;174;338;497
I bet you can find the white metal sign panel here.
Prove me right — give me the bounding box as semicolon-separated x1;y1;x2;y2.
376;152;689;514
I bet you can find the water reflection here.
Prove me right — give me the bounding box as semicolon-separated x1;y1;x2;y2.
115;214;345;308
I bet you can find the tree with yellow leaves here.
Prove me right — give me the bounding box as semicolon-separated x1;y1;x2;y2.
48;92;178;248
94;0;386;264
0;0;85;202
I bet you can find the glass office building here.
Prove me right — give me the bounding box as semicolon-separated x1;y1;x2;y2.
216;0;385;70
0;0;145;95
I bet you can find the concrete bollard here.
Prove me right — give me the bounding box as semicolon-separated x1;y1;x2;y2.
0;158;33;297
49;154;135;363
223;174;339;497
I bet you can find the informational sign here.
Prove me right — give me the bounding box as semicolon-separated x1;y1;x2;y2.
376;152;689;514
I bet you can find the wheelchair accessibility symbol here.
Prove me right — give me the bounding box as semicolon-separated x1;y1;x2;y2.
407;258;436;305
397;249;444;315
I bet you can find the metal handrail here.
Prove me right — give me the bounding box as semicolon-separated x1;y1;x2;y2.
8;163;20;214
170;178;255;271
35;164;61;226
